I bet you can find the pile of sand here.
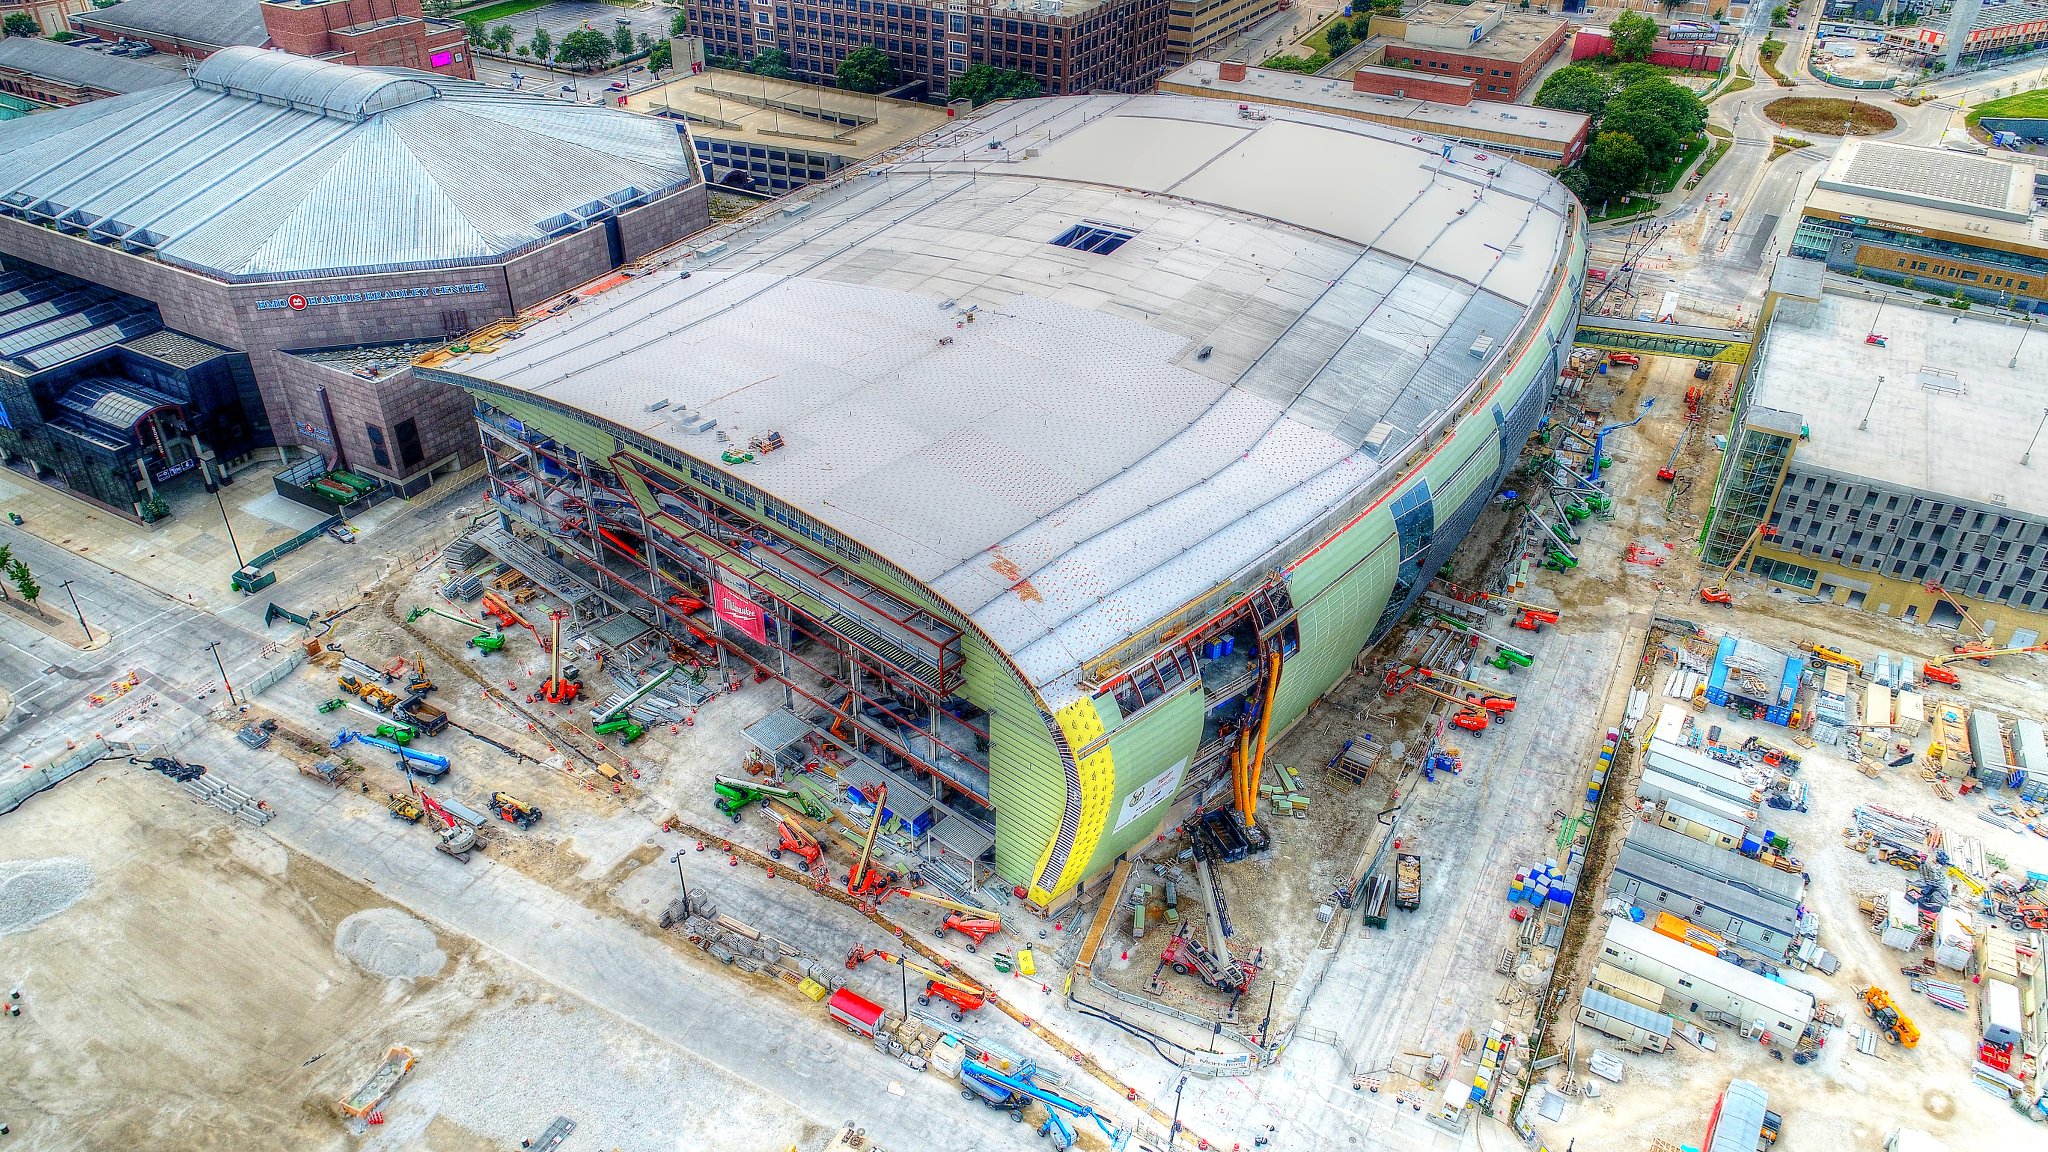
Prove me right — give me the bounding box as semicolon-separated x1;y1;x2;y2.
0;857;93;935
334;908;447;979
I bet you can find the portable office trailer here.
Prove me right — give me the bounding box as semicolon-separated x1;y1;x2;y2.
1969;709;2011;786
1612;846;1801;960
1654;796;1746;850
1578;987;1673;1053
1590;962;1667;1012
1598;919;1814;1045
1645;740;1762;792
1638;770;1760;832
1642;752;1764;810
1863;684;1894;730
1894;690;1925;738
1624;823;1804;909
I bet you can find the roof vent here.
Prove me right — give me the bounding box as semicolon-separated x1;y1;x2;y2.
1361;422;1400;459
645;399;670;412
1468;333;1496;358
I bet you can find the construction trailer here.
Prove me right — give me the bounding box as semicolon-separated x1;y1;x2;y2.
1610;845;1803;961
1637;770;1762;836
1652;795;1748;851
1703;1079;1771;1152
1978;925;2048;1056
1641;744;1768;810
1598;919;1815;1046
1969;708;2013;787
1623;823;1805;910
2013;718;2048;798
1577;987;1673;1053
1590;962;1667;1012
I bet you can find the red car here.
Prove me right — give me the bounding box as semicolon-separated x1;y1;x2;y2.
1606;352;1640;367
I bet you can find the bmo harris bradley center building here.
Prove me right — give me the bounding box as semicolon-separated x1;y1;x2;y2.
424;96;1586;909
0;47;704;519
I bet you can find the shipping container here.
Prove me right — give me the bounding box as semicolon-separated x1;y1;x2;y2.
1638;769;1761;832
827;987;887;1038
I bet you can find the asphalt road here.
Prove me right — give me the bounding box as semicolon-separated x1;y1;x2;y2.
0;525;271;759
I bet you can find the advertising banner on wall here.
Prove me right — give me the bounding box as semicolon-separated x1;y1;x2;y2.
713;581;767;643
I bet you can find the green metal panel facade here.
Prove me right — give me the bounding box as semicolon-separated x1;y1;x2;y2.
1076;683;1207;877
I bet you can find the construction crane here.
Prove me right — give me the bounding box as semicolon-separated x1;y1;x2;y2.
846;946;988;1020
958;1057;1123;1150
846;784;893;900
1699;524;1774;606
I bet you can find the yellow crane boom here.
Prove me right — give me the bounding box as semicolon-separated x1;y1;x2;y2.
889;886;1001;925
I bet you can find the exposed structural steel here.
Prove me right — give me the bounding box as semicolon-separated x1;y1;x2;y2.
429;93;1586;909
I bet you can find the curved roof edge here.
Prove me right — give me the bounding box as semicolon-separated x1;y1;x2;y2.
193;47;438;122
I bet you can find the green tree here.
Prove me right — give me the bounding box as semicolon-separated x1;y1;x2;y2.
460;14;486;43
1770;4;1790;26
1351;14;1372;38
838;44;898;93
670;8;689;36
423;0;455;17
947;63;1041;105
613;24;635;56
1608;9;1659;62
556;27;613;70
7;558;39;606
490;23;515;53
529;26;552;62
3;13;40;36
649;38;672;71
1602;77;1705;167
747;47;794;77
0;544;11;601
1534;65;1614;119
1326;22;1353;58
1607;61;1663;91
1582;130;1651;203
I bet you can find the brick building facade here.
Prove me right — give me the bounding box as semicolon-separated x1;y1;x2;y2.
688;0;1167;97
70;0;473;79
1370;2;1570;102
0;49;704;520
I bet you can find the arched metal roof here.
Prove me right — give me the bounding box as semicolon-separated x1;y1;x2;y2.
192;47;437;122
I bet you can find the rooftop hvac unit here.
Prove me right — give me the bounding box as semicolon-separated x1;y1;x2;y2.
1362;422;1400;459
1469;333;1497;358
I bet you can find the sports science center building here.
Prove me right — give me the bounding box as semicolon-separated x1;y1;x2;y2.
0;47;704;519
425;95;1586;909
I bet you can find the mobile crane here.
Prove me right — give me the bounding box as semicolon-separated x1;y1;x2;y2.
846;945;988;1020
768;813;824;874
1927;640;2048;668
1388;677;1494;732
846;783;895;900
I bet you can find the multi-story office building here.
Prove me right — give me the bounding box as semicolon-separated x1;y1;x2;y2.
1707;273;2048;639
1792;141;2048;313
1369;2;1571;102
70;0;475;79
1165;0;1275;65
688;0;1168;97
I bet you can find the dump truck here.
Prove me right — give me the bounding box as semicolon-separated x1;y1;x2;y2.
1395;851;1423;910
398;696;449;735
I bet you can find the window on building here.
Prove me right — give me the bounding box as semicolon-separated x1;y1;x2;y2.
394;419;424;468
366;424;391;468
1051;222;1135;254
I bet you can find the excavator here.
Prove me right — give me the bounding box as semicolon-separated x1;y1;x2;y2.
846;945;989;1021
1699;524;1774;607
416;789;479;862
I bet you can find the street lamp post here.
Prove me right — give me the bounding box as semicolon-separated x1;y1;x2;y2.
204;640;237;707
1168;1074;1188;1148
57;579;87;637
215;489;247;570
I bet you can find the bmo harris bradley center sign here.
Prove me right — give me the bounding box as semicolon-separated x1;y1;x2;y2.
254;282;491;312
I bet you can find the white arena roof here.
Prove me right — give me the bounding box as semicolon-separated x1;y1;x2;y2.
437;95;1578;701
0;48;697;283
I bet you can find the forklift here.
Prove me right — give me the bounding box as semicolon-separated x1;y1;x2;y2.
490;791;543;829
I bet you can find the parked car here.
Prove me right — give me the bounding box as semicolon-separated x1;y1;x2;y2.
607;79;629;91
1720;209;1734;221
